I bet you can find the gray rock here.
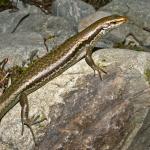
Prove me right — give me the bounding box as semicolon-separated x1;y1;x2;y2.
13;0;43;14
37;49;150;150
0;0;150;149
0;15;76;67
0;32;45;67
51;0;96;31
0;3;45;33
78;11;112;32
42;16;76;51
81;0;113;10
0;49;150;149
127;109;150;150
10;13;47;33
100;0;150;46
0;10;18;33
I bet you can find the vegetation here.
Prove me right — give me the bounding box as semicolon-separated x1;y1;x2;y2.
144;69;150;84
0;0;10;5
113;42;145;51
0;0;13;12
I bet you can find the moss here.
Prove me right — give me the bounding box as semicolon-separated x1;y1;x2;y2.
0;0;10;6
8;56;42;83
0;0;13;12
113;42;145;51
8;65;26;83
144;69;150;84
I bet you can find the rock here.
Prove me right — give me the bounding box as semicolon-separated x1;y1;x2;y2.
0;0;76;68
42;16;76;51
37;49;150;150
127;109;150;150
11;13;47;33
82;0;113;10
51;0;96;31
0;5;47;67
0;14;76;67
0;32;45;67
100;0;150;47
0;49;150;149
0;2;45;33
78;11;111;32
0;10;18;33
0;0;150;149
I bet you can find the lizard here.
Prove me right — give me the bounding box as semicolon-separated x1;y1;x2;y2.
0;58;10;93
0;15;128;143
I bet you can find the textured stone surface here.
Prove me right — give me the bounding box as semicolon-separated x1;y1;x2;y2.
36;49;150;150
51;0;95;30
0;3;44;33
37;71;134;150
127;109;150;150
82;0;112;9
0;32;44;67
100;0;150;47
0;15;75;67
0;49;150;149
0;0;150;149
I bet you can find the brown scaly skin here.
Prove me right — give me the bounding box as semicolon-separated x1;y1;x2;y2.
0;15;128;144
0;58;10;92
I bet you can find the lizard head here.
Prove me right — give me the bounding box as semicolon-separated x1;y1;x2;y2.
99;15;128;30
83;15;128;41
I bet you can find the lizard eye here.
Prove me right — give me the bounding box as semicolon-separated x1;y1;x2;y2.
112;21;116;25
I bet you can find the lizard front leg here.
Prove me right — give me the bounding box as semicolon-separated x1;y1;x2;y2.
85;47;107;80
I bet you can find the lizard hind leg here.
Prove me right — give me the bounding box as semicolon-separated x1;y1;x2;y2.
19;92;36;144
85;47;107;80
19;93;47;144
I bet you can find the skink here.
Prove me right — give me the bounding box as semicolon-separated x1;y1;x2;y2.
0;15;127;142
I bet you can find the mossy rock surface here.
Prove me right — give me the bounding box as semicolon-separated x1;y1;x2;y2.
0;0;10;6
145;69;150;84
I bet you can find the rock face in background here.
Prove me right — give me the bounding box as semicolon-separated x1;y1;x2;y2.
100;0;150;47
37;66;134;149
0;10;76;67
82;0;113;10
0;0;150;150
1;48;150;150
36;49;150;150
51;0;95;31
127;109;150;150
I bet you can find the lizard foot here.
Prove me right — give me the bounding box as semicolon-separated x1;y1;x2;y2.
19;93;47;145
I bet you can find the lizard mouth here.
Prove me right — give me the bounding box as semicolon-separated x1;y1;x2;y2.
102;16;128;30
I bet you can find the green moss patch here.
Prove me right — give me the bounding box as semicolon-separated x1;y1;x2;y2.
144;69;150;84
